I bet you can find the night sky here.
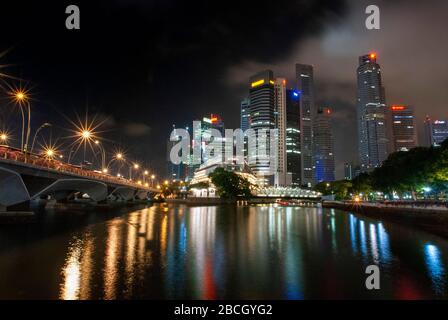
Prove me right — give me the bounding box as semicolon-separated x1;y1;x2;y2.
1;0;447;178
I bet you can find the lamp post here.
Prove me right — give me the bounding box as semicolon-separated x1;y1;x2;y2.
30;122;51;154
94;140;106;172
151;174;155;187
129;163;139;180
12;90;30;152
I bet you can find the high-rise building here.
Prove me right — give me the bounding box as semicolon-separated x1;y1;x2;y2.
344;162;353;180
389;105;417;152
248;70;275;184
296;63;315;187
314;107;335;183
356;53;389;171
286;89;301;186
167;125;187;181
424;116;448;147
273;78;288;186
240;98;250;132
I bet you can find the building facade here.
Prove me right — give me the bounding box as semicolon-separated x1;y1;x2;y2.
248;70;276;184
344;162;353;180
286;89;301;187
424;117;448;147
240;98;250;132
296;63;315;187
356;53;389;171
314;107;335;183
389;105;417;152
273;78;288;186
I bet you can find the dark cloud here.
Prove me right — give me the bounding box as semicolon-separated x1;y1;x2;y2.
1;0;447;179
0;0;347;175
123;122;151;137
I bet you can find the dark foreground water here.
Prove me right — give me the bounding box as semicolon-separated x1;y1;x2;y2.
0;204;447;299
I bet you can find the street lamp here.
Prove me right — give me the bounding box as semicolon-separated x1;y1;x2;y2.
94;140;106;172
150;174;155;187
129;162;139;180
0;132;8;145
11;89;31;152
30;122;51;154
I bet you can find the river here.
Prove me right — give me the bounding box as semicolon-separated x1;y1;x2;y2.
0;204;447;299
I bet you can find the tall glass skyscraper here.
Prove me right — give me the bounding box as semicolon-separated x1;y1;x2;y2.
356;53;389;171
248;70;275;184
273;78;287;186
240;98;250;132
286;89;301;186
314;107;335;183
296;63;315;187
389;105;417;152
424;116;448;147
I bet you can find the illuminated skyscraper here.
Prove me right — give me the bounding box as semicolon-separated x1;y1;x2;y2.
357;53;389;171
240;98;250;132
286;89;301;186
273;78;288;186
314;107;335;183
389;105;417;152
424;116;448;147
296;63;315;187
344;162;353;180
248;70;275;184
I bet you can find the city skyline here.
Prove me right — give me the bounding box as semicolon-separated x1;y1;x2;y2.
0;0;447;180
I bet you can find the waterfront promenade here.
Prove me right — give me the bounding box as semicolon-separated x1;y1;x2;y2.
323;200;448;238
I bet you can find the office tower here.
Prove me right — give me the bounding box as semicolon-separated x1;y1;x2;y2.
167;125;186;180
286;89;301;186
314;107;335;183
201;114;230;166
356;53;389;171
240;99;250;164
296;63;315;187
389;105;417;152
248;70;275;184
344;162;353;180
424;116;448;147
273;78;288;186
240;98;250;132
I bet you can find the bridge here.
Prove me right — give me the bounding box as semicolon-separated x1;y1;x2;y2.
0;146;157;212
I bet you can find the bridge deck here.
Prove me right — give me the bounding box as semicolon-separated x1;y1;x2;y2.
0;146;154;192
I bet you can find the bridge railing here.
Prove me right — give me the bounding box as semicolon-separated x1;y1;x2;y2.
0;147;151;190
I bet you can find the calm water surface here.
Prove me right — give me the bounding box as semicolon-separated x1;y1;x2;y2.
0;204;447;299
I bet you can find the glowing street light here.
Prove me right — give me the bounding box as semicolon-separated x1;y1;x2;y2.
133;163;139;169
82;130;92;140
43;148;56;160
116;153;123;160
0;132;8;144
144;170;148;175
10;88;32;152
102;168;108;174
15;91;26;101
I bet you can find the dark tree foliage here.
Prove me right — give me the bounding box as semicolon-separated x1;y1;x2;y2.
208;168;252;199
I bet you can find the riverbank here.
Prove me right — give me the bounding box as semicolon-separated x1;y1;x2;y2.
165;197;320;206
323;201;448;238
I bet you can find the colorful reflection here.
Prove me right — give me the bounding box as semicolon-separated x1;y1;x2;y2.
34;205;447;299
424;243;446;295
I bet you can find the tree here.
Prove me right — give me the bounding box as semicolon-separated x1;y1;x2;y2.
314;180;352;200
208;168;253;199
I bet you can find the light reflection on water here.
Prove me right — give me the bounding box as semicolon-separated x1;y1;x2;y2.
0;204;447;299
